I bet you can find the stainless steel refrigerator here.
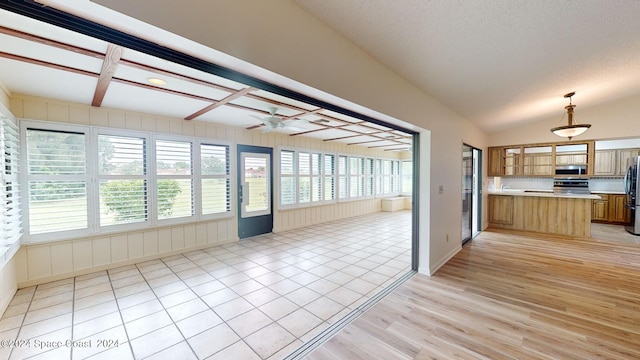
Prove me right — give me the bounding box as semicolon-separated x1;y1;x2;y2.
624;156;640;235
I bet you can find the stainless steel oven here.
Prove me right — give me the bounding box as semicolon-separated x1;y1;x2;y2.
553;178;590;194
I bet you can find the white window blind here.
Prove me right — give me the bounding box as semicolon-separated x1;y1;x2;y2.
26;128;88;235
280;150;296;205
323;154;335;201
311;153;321;202
299;152;311;203
365;158;374;196
201;143;231;215
338;155;348;199
401;160;413;195
156;139;194;220
1;113;21;256
391;160;401;193
98;134;147;227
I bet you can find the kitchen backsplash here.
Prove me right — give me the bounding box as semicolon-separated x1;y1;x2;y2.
489;177;624;193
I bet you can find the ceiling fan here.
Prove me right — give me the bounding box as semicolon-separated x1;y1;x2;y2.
252;107;309;133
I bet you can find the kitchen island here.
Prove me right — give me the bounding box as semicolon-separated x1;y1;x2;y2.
488;190;601;238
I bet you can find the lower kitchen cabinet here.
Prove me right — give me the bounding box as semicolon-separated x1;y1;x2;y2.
591;193;630;224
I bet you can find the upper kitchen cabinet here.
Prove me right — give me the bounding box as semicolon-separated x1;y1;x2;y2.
487;146;523;176
523;146;552;176
593;139;640;177
555;144;588;166
488;147;503;176
488;141;593;177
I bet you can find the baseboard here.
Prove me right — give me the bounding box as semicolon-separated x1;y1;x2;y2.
428;245;462;275
17;238;238;288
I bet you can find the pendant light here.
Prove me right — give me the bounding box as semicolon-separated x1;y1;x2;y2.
550;92;591;140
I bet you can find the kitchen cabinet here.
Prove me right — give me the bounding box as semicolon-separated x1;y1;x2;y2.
616;149;640;175
523;146;552;176
488;147;503;176
610;194;631;223
594;150;617;176
488;195;514;225
555;144;588;166
488;140;594;177
504;148;521;176
591;194;609;221
488;194;592;238
591;193;631;224
593;148;640;176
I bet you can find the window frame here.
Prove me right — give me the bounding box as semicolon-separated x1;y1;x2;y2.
95;127;150;233
278;147;337;209
21;121;92;243
199;141;233;221
20;120;234;244
0;107;21;264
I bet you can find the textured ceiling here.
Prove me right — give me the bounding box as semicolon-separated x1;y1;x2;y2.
294;0;640;132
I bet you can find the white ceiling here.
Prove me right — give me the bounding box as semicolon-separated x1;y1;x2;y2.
3;1;640;139
0;7;413;152
294;0;640;132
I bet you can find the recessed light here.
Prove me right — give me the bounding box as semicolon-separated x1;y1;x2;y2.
148;77;167;86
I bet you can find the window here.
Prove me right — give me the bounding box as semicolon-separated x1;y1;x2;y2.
201;143;231;216
401;160;413;195
279;149;335;207
323;154;335;201
364;158;374;196
338;155;348;199
98;133;148;227
298;152;321;203
22;121;233;242
156;139;194;221
280;150;296;205
376;158;401;196
1;112;21;258
26;127;88;236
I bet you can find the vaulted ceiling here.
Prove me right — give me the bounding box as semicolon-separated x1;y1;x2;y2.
3;1;640;140
294;0;640;132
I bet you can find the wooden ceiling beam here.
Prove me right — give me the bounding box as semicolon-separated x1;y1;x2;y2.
185;86;255;120
111;77;218;102
0;25;104;59
0;25;412;150
92;44;122;107
347;139;387;146
0;51;98;77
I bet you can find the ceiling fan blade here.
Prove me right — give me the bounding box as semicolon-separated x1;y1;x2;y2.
250;115;269;124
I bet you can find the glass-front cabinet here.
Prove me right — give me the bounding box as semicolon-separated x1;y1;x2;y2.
523;146;552;176
488;141;594;177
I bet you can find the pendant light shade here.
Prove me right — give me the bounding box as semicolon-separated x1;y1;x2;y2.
551;92;591;140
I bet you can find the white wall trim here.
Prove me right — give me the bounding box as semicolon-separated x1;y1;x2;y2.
17;237;238;288
428;245;462;276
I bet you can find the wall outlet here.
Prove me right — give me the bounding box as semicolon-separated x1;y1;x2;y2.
446;234;449;242
439;185;444;194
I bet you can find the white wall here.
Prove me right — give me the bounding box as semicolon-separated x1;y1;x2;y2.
489;92;640;146
7;94;394;288
90;0;489;274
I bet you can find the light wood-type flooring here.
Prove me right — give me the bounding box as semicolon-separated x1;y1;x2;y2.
306;229;640;359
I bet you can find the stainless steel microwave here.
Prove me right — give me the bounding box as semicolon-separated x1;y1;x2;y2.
555;165;587;176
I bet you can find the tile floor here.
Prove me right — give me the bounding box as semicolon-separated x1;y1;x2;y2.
0;210;412;360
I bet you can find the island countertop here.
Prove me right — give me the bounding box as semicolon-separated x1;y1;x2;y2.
487;189;601;200
488;191;595;237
